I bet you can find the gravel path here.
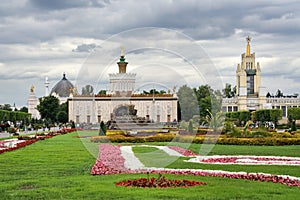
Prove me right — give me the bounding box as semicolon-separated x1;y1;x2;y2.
120;146;145;170
119;145;185;170
152;145;184;157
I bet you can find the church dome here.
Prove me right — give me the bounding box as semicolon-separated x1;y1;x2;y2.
50;73;74;97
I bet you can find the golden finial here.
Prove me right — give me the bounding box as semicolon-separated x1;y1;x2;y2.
30;84;34;93
246;36;251;56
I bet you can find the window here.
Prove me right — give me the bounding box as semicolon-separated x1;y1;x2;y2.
282;106;286;117
157;115;160;122
146;115;150;120
167;115;171;122
247;75;254;94
228;106;232;112
97;115;101;123
233;106;238;112
87;115;91;123
76;115;79;123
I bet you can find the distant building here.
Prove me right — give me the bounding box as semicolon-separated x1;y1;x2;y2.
27;74;74;119
222;37;300;118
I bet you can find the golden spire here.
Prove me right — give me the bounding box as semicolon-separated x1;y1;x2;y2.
246;36;251;56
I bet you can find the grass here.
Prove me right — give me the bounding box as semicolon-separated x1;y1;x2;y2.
0;130;299;199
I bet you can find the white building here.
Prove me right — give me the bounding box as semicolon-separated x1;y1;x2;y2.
68;50;178;124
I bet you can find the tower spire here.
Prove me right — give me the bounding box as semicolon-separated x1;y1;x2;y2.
45;76;49;96
246;36;251;56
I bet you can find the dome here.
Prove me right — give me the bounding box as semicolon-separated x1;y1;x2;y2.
50;73;74;97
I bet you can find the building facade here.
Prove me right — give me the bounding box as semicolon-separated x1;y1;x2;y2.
222;37;300;118
68;50;178;124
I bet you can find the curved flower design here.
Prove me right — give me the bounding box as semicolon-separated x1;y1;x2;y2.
91;144;300;187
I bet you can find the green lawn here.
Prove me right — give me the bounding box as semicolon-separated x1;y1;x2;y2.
0;130;299;199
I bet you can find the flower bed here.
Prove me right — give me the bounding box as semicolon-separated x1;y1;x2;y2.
0;128;77;154
168;146;199;156
116;174;206;188
91;144;300;187
186;155;300;166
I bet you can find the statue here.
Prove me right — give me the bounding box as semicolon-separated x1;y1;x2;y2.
172;85;177;94
69;87;73;95
120;45;125;56
246;36;251;43
30;84;34;93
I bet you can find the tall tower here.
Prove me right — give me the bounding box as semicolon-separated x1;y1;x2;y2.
45;76;50;96
236;36;261;97
27;84;41;119
109;47;136;96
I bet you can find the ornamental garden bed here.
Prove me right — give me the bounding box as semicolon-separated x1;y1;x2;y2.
91;144;300;187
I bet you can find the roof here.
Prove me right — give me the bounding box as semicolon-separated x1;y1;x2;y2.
50;73;74;97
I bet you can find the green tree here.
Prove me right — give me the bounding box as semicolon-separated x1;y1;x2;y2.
98;90;107;95
19;106;28;113
58;102;68;114
205;109;225;132
56;111;68;123
188;120;193;132
0;104;12;111
99;121;107;136
193;85;212;101
82;85;94;95
177;85;198;121
37;96;60;122
222;83;236;98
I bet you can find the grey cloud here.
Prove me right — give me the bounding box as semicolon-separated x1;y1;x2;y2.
72;43;97;52
28;0;109;10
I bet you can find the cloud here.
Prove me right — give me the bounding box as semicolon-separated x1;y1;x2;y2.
0;0;300;106
72;43;97;52
28;0;109;10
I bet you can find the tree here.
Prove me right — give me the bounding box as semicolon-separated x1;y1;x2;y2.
193;85;212;101
0;104;12;111
188;120;193;132
177;85;198;121
99;121;107;136
56;111;68;123
37;96;60;122
82;85;94;95
19;106;28;113
159;90;166;94
222;83;236;98
98;90;107;95
205;109;225;132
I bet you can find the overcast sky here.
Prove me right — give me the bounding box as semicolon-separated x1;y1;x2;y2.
0;0;299;107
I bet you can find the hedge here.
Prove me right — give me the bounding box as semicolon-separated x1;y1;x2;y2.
0;110;31;122
90;134;300;146
288;107;300;120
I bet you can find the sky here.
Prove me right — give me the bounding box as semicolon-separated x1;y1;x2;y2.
0;0;300;107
